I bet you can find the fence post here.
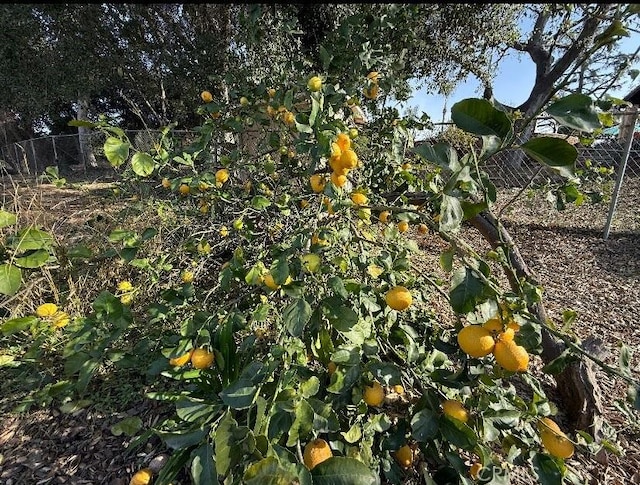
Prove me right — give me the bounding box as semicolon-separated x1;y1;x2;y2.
14;144;22;175
52;136;58;167
30;139;38;173
603;107;638;240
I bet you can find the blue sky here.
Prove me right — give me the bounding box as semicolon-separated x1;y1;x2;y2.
400;30;640;124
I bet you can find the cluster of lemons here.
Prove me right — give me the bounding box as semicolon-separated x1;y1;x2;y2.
35;303;70;329
457;316;529;372
167;347;214;369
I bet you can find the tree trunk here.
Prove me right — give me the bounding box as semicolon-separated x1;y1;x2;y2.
77;95;100;169
470;211;604;435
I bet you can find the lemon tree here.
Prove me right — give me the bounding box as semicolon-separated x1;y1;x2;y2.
71;66;640;485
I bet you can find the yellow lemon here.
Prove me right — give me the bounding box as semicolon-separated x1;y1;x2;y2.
36;303;58;318
469;462;483;479
442;399;469;423
483;317;503;333
161;177;171;189
493;340;529;372
350;192;368;206
310;174;326;193
169;349;193;367
364;84;379;100
379;211;391;223
301;253;321;273
52;311;70;328
330;171;348;188
394;444;413;468
178;183;190;196
538;417;575;459
307;76;323;92
129;468;153;485
417;223;428;235
191;348;215;369
367;71;379;82
215;168;229;185
267;88;276;98
363;381;385;406
283;111;295;125
339;149;358;170
240;96;249;106
303;438;333;470
336;133;351;152
200;91;213;103
385;286;412;311
181;271;194;283
457;325;495;358
397;220;409;233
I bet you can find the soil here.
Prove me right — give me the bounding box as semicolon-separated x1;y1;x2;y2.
0;173;639;484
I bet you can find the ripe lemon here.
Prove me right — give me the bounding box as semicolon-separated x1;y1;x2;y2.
267;88;276;98
367;71;379;82
240;96;249;106
181;271;194;283
385;286;412;311
363;381;385;406
215;169;229;185
191;348;215;369
496;328;515;343
303;438;333;470
310;174;326;193
161;177;171;189
220;226;229;237
379;211;391;223
329;155;349;174
330;142;342;159
469;462;483;479
330;171;348;188
339;149;358;170
457;325;495;358
336;133;351;151
264;273;292;290
417;223;428;235
397;220;409;233
200;91;213;103
493;340;529;372
198;181;210;192
538;417;575;459
169;349;193;367
442;399;469;423
36;303;58;318
401;162;412;170
178;183;190;196
307;76;323;92
483;317;503;333
393;384;404;395
283;111;295;125
506;320;521;332
349;128;359;139
129;468;153;485
350;192;368;206
394;444;413;468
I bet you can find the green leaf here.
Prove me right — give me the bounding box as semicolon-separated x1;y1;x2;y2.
214;412;243;476
449;267;485;314
13;249;51;268
131;151;155;177
219;379;258;409
319;45;333;71
311;457;380;484
413;142;460;171
67;244;93;259
190;442;217;485
286;398;315;446
325;305;359;332
541;349;576;375
411;408;439;442
439;416;477;450
546;94;601;133
251;195;272;210
439;195;464;232
532;452;563;485
0;210;17;228
283;298;312;337
7;228;53;251
110;416;143;436
439;248;454;273
176;398;219;423
1;316;37;335
158;427;208;450
0;263;22;296
521;137;577;179
451;98;512;140
103;136;130;167
328;276;349;299
244;456;299;484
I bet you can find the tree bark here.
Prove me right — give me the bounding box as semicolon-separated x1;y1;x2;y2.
77;95;100;169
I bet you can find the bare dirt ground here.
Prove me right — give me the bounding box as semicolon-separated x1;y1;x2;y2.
0;173;639;484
